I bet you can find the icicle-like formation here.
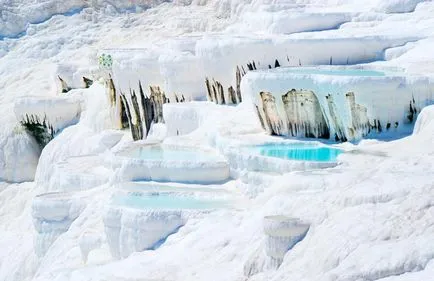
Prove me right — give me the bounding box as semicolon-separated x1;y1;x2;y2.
228;86;237;104
325;94;347;142
107;75;116;107
149;85;166;123
107;75;128;129
58;76;72;93
120;93;141;141
205;78;226;105
260;92;283;136
205;78;213;102
83;77;93;88
131;91;144;140
406;96;418;123
255;105;266;130
281;89;330;139
174;94;185;103
236;66;243;103
139;81;154;137
20;114;55;149
346;92;370;139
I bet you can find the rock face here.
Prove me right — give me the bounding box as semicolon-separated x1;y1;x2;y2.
257;89;370;141
107;78;173;141
242;67;434;141
260;92;283;136
325;94;347;142
281;89;330;139
346;92;370;140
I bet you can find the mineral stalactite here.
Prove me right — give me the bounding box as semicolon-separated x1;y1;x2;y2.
228;86;237;104
236;66;243;103
346;92;370;139
281;89;330;139
260;92;283;136
326;94;347;141
83;77;93;88
58;76;72;93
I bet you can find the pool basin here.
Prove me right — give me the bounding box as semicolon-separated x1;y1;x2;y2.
113;144;230;184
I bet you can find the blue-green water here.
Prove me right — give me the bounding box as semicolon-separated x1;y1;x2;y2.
112;192;226;210
123;145;219;161
251;143;343;162
284;67;386;77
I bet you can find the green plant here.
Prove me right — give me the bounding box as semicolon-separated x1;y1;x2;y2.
98;53;113;69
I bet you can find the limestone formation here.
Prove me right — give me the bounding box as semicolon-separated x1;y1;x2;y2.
130;91;144;140
346;92;370;139
281;89;330;139
228;86;237;104
236;66;243;103
139;81;154;137
120;93;141;141
407;96;417;123
205;78;226;105
58;76;72;93
149;85;166;123
255;105;266;130
260;92;283;136
20;114;55;149
325;94;347;142
83;77;93;88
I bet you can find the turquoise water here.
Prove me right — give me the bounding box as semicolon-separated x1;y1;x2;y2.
284;68;386;77
112;192;226;210
251;143;343;162
123;145;219;161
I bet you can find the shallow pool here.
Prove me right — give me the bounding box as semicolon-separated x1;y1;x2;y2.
119;145;220;162
250;143;343;162
282;67;386;77
112;192;227;210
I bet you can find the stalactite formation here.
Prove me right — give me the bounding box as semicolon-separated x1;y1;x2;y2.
205;78;213;102
139;81;154;137
107;75;116;106
255;105;266;130
20;114;55;149
281;89;330;139
274;59;280;68
236;66;243;103
174;94;186;103
407;96;417;123
119;96;129;129
149;85;167;123
130;90;144;140
83;77;93;88
259;92;283;136
228;86;237;104
325;94;347;142
107;75;128;129
205;78;233;105
346;92;370;139
247;61;257;71
58;76;72;93
120;93;141;141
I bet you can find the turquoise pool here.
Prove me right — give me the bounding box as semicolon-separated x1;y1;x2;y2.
250;143;343;162
112;192;227;210
282;67;386;77
120;145;220;162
